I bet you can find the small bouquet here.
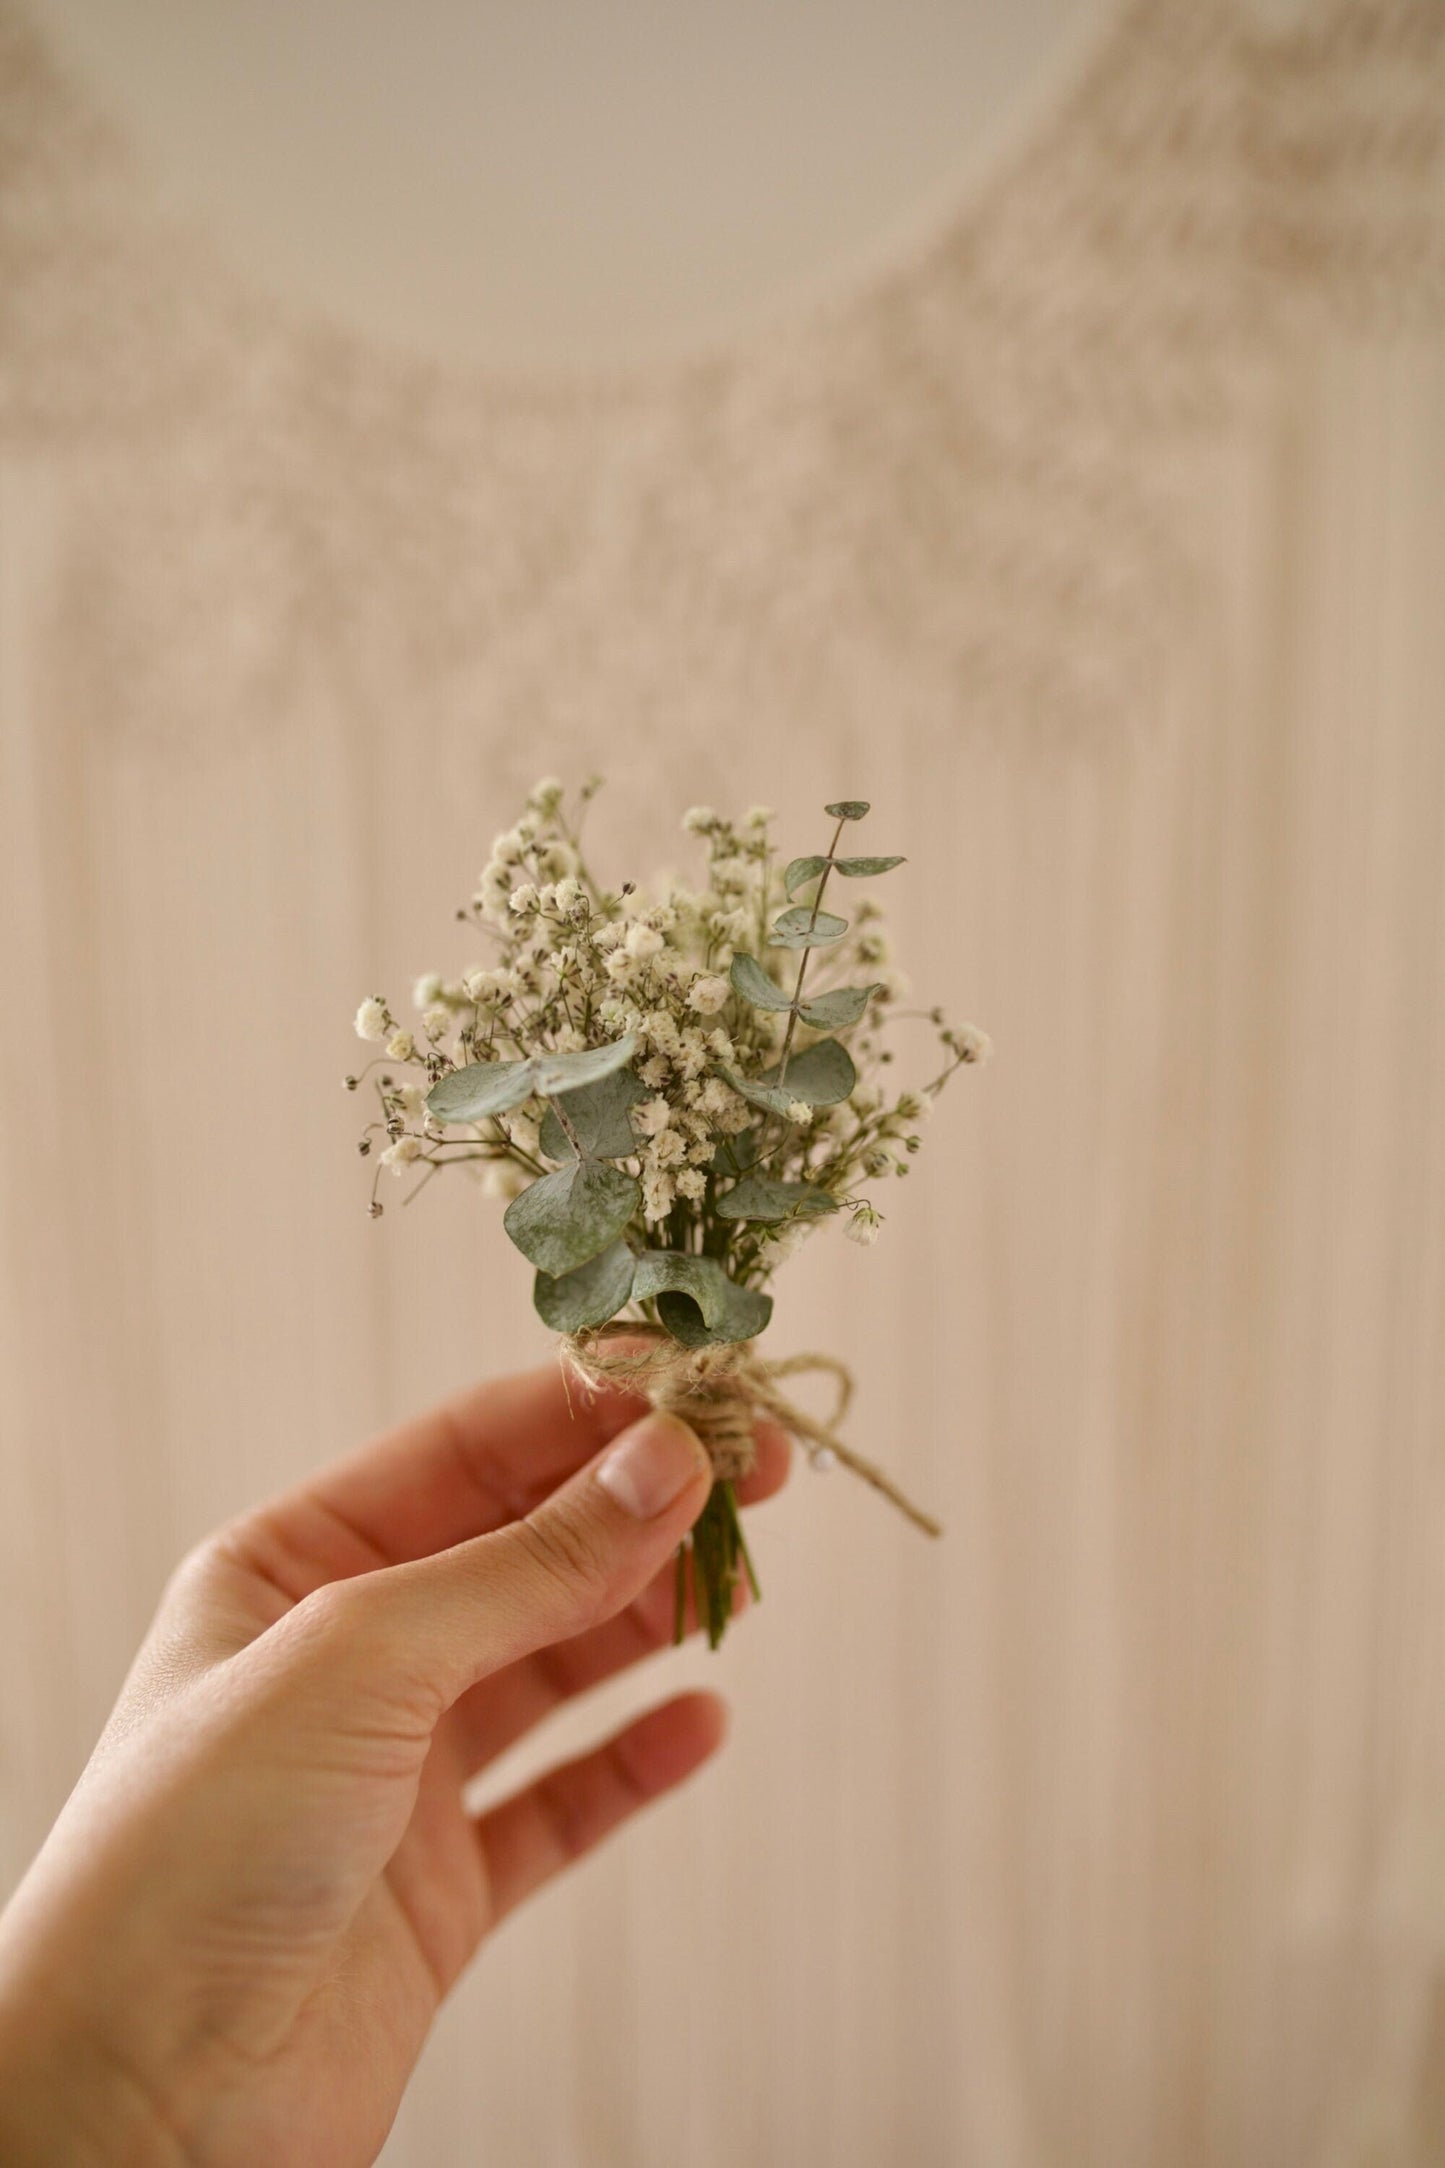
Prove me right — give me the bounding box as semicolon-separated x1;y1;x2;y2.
349;781;989;1645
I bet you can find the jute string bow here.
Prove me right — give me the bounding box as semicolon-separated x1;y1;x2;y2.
563;1322;942;1538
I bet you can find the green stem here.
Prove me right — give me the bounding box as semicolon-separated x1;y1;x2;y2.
775;813;847;1088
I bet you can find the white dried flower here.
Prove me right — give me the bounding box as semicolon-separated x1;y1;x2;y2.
397;1083;428;1119
625;922;664;960
846;1203;882;1245
648;1129;686;1168
412;973;443;1010
786;1100;813;1125
759;1222;810;1265
682;806;717;834
380;1134;423;1175
687;974;730;1016
954;1024;993;1065
605;950;635;986
386;1029;415;1061
634;1097;673;1138
642;1169;676;1222
744;806;775;827
676;1167;707;1201
422;1004;451;1040
527;777;564;814
553;876;585;913
354;998;388;1042
509;882;540;914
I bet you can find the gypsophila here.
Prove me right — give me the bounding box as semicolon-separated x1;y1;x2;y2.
346;780;989;1645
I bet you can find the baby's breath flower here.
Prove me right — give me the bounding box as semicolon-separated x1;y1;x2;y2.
509;882;540;915
386;1030;415;1061
412;973;443;1010
846;1203;883;1246
625;922;664;961
642;1169;676;1222
648;1130;686;1168
676;1167;708;1202
634;1097;673;1138
744;806;775;827
422;1003;451;1040
527;777;564;814
687;974;730;1016
354;997;388;1042
682;805;718;835
786;1100;813;1126
397;1083;427;1119
952;1024;993;1065
553;876;585;914
604;950;635;986
380;1135;423;1175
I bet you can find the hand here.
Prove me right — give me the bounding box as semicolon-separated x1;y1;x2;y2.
0;1358;789;2166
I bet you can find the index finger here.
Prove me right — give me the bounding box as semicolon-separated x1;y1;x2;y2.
228;1353;789;1602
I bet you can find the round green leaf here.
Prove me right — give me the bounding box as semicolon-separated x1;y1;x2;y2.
729;952;795;1011
426;1058;536;1124
768;907;849;950
760;1036;857;1107
714;1174;838;1224
539;1068;646;1162
834;855;905;877
531;1035;638;1097
797;983;882;1030
503;1159;641;1276
783;854;830;898
533;1240;637;1332
825;800;870;821
631;1252;773;1347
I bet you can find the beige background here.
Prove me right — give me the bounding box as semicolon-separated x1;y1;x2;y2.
2;3;1444;2164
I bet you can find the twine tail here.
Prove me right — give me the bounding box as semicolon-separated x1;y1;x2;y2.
752;1364;944;1539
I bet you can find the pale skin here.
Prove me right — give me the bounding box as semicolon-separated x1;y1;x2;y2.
0;1358;790;2166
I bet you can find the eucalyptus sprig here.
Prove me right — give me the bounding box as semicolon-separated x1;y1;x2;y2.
348;781;991;1642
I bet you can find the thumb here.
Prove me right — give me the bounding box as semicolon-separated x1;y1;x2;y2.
365;1410;713;1706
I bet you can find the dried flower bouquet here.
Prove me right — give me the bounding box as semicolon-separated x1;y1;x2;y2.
349;780;989;1645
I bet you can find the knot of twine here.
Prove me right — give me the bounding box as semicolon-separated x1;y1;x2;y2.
562;1323;942;1538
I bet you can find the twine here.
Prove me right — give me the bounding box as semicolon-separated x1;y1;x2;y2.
562;1322;942;1538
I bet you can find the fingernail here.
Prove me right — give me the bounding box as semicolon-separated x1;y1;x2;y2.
596;1413;709;1520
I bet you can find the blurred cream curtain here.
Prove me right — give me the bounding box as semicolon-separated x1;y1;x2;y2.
2;2;1444;2163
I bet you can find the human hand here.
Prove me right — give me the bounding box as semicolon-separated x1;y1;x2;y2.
0;1358;789;2166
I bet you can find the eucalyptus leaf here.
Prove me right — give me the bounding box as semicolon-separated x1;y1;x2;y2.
531;1035;639;1097
426;1058;536;1124
539;1068;646;1162
714;1174;838;1224
797;983;883;1030
502;1159;641;1277
768;906;849;950
760;1036;857;1107
709;1127;761;1176
783;854;830;898
825;800;870;821
719;1036;856;1116
532;1240;637;1332
835;855;905;877
427;1033;637;1128
632;1252;773;1347
729;952;794;1012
